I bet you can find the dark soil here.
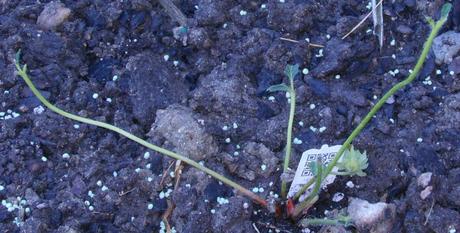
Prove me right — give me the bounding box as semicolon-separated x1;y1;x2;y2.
1;0;460;232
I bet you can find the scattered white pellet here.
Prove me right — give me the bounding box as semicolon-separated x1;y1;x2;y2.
33;106;45;115
147;177;153;182
92;93;99;99
315;49;324;57
73;124;80;129
335;74;341;79
147;203;154;210
217;197;229;205
222;125;229;131
84;200;90;206
392;54;396;59
88;206;94;211
293;138;302;144
268;96;275;102
106;98;112;103
0;185;4;191
279;0;285;2
252;187;259;193
233;151;239;156
88;191;95;198
169;171;175;178
135;168;141;173
346;181;355;188
332;192;345;202
112;75;119;81
302;68;309;75
96;180;102;186
101;186;109;192
309;103;316;110
225;138;231;143
159;192;165;199
259;187;265;192
298;121;304;127
163;55;170;61
390;39;396;46
309;126;318;132
389;118;395;124
417;138;423;143
450;71;455;76
12;112;20;118
436;69;442;75
239;10;247;16
210;209;216;214
261;4;267;9
319;126;327;133
326;34;331;40
62;153;70;159
113;171;118;177
41;156;48;162
305;38;310;43
261;164;267;171
243;202;249;209
143;152;150;159
232;122;238;129
173;61;179;66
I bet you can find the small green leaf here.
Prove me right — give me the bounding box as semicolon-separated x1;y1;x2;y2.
267;83;289;93
336;145;368;177
425;16;435;28
284;64;300;81
441;3;452;20
308;159;324;177
15;50;21;64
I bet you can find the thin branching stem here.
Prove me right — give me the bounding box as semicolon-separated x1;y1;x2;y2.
294;3;451;214
14;59;267;207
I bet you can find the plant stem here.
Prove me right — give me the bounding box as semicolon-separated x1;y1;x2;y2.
281;78;296;198
292;160;322;218
14;61;267;207
293;177;314;201
301;218;340;226
294;6;450;213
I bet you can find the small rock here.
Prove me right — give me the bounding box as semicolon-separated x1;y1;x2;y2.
311;39;354;78
433;31;460;65
347;198;396;233
420;186;433;200
396;25;413;34
37;1;71;30
149;105;218;161
417;172;432;188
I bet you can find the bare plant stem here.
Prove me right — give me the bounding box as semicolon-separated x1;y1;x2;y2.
281;78;296;198
295;4;451;214
14;59;267;207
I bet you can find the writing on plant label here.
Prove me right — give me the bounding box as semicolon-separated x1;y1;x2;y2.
288;144;342;201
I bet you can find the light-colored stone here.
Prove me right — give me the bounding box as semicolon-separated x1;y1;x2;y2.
417;172;432;188
347;198;396;233
37;1;71;30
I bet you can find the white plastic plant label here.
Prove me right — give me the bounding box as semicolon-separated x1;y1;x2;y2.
287;144;342;201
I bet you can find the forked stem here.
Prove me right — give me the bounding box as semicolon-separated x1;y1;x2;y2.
294;3;452;214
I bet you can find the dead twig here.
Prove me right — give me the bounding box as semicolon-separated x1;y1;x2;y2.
173;160;183;190
162;200;175;233
159;161;175;187
119;187;137;197
158;0;188;26
279;37;324;48
342;0;384;40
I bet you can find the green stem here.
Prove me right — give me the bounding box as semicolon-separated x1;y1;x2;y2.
292;160;322;218
293;177;314;201
294;6;450;213
281;78;296;198
14;61;267;207
301;218;340;226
